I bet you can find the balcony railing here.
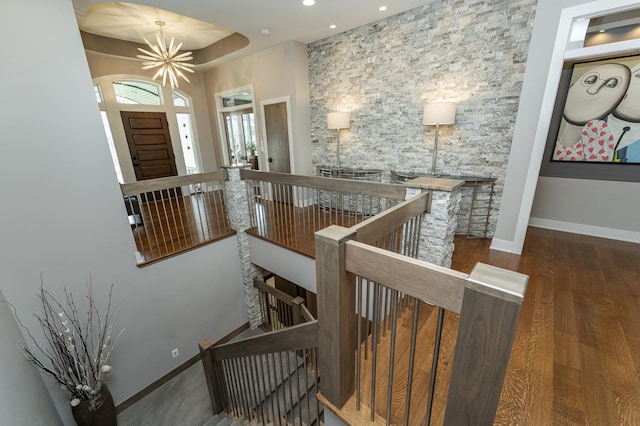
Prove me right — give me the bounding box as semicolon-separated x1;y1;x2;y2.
120;171;233;265
240;169;409;257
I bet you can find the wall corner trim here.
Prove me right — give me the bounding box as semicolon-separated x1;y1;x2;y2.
489;238;523;255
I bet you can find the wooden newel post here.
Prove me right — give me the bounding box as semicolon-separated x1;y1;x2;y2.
315;225;358;408
444;263;528;425
199;337;226;415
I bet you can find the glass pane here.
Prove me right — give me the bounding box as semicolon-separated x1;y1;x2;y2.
113;80;161;105
223;109;256;164
172;91;189;107
94;84;104;103
177;113;198;174
221;91;252;107
100;111;124;183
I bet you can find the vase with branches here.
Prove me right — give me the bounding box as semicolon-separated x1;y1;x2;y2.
11;283;123;419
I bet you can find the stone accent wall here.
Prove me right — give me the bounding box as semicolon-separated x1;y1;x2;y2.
308;0;537;237
223;166;262;328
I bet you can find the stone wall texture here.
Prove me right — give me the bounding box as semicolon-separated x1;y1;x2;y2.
308;0;538;236
224;167;262;328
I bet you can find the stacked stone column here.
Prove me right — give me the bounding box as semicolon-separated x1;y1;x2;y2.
404;177;463;268
223;166;262;328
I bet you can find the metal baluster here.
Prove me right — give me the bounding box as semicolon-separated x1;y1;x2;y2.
303;348;312;426
265;353;279;424
252;354;266;424
370;281;380;421
425;307;445;426
356;275;362;410
230;358;243;417
313;348;321;424
365;278;370;360
403;299;420;425
271;352;283;425
249;356;261;421
221;360;236;417
386;289;399;426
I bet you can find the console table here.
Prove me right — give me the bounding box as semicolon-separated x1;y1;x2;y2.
391;171;496;238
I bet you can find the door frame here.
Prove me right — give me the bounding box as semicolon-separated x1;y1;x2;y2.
93;75;202;183
260;96;295;174
215;84;256;167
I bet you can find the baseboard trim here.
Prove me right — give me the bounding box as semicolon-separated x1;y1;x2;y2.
528;217;640;244
115;322;251;414
489;238;522;254
116;354;201;414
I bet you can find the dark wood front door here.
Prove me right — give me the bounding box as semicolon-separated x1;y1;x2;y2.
264;102;291;174
121;111;178;181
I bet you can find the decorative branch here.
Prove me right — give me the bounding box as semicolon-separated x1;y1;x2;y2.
4;281;123;409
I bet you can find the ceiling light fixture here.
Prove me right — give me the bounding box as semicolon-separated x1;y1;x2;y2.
329;24;337;29
303;0;315;6
379;6;387;11
136;21;195;89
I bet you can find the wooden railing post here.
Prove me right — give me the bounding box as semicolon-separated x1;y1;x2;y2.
315;225;358;408
291;296;305;325
199;337;226;415
444;263;528;425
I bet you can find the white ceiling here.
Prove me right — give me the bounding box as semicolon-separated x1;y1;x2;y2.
72;0;430;67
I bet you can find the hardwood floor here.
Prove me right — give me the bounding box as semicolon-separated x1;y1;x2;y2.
458;228;640;425
347;227;640;425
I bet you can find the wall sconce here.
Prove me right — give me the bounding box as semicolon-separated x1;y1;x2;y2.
423;102;457;176
327;112;351;168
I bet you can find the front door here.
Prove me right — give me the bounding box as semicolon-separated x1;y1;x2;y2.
121;111;178;181
263;101;291;174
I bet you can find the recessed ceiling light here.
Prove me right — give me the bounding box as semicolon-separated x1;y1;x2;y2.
329;24;337;29
379;6;387;11
303;0;315;6
260;28;270;36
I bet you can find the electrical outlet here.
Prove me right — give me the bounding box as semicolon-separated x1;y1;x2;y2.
171;348;179;358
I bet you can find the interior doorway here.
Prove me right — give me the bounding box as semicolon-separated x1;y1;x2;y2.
121;111;178;181
262;99;292;174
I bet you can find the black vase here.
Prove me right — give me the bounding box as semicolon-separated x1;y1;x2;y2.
71;385;117;426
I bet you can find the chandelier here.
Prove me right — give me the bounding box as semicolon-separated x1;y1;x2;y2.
136;21;195;89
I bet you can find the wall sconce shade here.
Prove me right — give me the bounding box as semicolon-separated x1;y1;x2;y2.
423;102;457;125
327;112;351;129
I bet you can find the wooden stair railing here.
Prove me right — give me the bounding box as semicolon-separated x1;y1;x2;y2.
200;287;320;426
315;225;528;425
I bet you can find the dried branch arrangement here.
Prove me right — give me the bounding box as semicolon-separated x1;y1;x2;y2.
13;283;123;409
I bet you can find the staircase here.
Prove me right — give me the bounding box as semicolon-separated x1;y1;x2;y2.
200;280;322;426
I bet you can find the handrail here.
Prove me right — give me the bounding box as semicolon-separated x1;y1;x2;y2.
351;192;431;245
240;169;407;201
253;278;297;306
209;321;318;360
346;240;467;313
120;170;227;195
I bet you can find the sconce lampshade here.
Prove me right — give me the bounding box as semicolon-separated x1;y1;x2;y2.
327;112;351;129
423;102;457;125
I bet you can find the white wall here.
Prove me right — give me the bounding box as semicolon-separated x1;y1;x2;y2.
203;40;313;175
0;289;62;426
0;0;246;423
493;0;640;253
530;177;640;242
